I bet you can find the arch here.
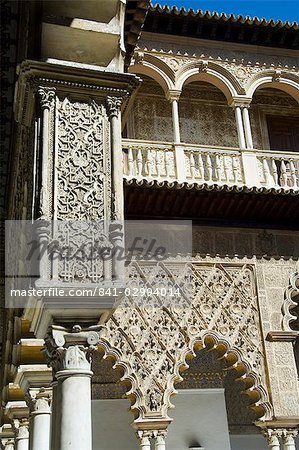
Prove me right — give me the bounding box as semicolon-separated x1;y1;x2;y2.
129;54;175;97
167;330;273;421
247;71;299;103
282;270;299;331
176;61;244;103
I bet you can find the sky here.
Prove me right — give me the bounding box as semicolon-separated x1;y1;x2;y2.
152;1;299;23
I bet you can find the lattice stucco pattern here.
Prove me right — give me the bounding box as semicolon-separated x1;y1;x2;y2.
99;261;270;422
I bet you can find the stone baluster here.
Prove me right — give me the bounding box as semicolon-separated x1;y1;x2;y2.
197;153;204;180
280;160;288;187
289;160;297;187
206;154;213;182
128;145;134;176
282;429;298;450
26;388;51;450
45;324;101;450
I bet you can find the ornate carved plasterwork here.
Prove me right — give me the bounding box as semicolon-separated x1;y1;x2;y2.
98;261;272;424
56;97;110;220
282;271;299;331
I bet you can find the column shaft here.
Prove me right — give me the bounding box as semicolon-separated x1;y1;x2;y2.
242;107;254;149
235;106;246;149
171;99;181;143
30;412;50;450
57;370;92;450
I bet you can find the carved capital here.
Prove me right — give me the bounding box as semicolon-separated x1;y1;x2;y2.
137;430;151;447
26;387;52;414
45;324;101;374
282;428;298;445
166;90;181;102
38;87;56;110
12;419;29;441
1;439;15;450
263;428;283;447
106;96;122;118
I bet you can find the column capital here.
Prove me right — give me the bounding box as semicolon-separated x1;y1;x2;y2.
37;87;56;110
106;96;123;118
166;90;181;102
25;387;52;415
262;428;283;447
230;97;252;109
44;324;101;374
282;428;298;443
12;419;29;441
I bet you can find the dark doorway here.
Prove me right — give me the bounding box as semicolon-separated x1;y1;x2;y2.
267;115;299;152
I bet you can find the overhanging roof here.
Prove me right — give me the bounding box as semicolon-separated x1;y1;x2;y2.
142;4;299;49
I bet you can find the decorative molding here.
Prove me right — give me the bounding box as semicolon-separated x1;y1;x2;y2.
266;331;299;342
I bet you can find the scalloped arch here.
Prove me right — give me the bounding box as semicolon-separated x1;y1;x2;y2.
247;71;299;103
97;313;273;424
282;270;299;331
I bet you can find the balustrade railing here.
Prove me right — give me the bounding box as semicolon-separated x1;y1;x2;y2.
256;151;299;189
122;139;299;191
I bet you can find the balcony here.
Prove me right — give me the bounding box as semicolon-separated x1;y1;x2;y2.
122;139;299;191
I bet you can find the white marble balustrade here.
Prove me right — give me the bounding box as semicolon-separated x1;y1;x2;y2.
122;139;299;191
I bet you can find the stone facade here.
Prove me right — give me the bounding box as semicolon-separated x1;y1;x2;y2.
1;2;299;450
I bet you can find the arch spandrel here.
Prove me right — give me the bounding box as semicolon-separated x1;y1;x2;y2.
97;261;273;425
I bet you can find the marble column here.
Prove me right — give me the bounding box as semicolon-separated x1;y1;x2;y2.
171;99;181;143
13;420;29;450
27;388;51;450
283;429;298;450
242;105;254;149
45;324;100;450
234;105;246;150
167;91;181;144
